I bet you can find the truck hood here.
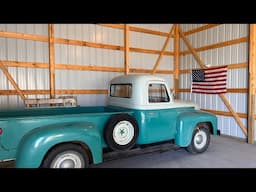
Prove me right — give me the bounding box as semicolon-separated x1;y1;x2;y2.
172;99;200;110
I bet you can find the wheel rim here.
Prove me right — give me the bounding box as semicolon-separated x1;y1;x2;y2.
51;151;84;168
113;120;135;145
194;129;207;150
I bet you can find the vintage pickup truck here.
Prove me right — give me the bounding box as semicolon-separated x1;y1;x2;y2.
0;75;217;168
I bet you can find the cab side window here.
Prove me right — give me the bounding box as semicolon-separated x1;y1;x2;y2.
148;83;170;103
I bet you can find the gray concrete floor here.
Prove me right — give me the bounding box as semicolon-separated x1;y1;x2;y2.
1;135;256;168
92;136;256;168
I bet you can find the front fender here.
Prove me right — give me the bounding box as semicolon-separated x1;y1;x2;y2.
15;122;102;168
175;110;217;147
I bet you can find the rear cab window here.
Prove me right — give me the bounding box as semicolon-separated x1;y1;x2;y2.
110;84;132;98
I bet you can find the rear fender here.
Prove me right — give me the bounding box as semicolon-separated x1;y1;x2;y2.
15;122;102;168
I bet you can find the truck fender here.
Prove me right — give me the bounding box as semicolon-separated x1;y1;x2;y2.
175;111;217;147
15;122;102;168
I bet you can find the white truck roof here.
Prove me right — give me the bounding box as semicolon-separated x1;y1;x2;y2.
108;74;198;110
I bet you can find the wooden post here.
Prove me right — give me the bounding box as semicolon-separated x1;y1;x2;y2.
179;27;248;137
48;24;55;99
248;24;256;144
0;62;26;101
152;24;175;74
124;24;130;75
174;24;180;99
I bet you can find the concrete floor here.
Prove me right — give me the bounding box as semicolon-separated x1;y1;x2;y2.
1;135;256;168
92;136;256;168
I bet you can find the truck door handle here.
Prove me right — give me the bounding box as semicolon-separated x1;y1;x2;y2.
147;112;156;116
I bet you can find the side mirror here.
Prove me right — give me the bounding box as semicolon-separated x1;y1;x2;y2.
170;90;176;100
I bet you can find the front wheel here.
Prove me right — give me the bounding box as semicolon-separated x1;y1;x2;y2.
186;125;210;154
41;143;89;168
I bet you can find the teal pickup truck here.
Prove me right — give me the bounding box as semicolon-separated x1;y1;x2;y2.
0;75;217;168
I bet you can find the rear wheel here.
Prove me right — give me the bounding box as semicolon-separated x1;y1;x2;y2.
41;143;89;168
186;124;210;154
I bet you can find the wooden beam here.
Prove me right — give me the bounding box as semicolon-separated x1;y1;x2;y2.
130;47;174;56
180;27;247;137
124;24;130;75
202;109;247;119
179;28;206;69
174;25;180;98
179;88;248;93
180;37;248;55
55;37;123;51
130;68;173;74
248;24;256;144
179;62;248;74
0;60;49;69
99;24;124;30
152;25;175;74
48;24;55;99
219;93;247;135
0;31;48;42
56;63;124;72
0;89;108;95
99;24;172;37
0;62;26;101
0;60;174;74
55;37;174;56
183;24;220;36
129;25;173;38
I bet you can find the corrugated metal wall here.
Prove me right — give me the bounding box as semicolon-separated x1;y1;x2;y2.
0;24;49;109
179;24;249;139
0;24;173;108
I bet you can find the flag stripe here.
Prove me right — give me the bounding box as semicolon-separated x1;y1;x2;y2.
205;72;227;77
192;90;227;94
192;85;227;89
192;81;226;86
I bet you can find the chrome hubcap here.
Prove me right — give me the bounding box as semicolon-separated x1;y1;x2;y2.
51;151;84;168
194;130;207;150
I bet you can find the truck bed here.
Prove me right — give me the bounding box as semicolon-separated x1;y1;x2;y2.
0;106;130;119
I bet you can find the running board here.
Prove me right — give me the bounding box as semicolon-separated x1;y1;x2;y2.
103;142;180;162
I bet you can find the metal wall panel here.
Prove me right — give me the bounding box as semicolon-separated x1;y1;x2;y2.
1;24;173;108
179;24;249;139
0;24;49;109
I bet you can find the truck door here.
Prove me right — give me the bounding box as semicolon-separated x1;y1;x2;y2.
144;82;177;143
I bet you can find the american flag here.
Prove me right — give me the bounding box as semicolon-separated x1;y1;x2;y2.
191;65;228;94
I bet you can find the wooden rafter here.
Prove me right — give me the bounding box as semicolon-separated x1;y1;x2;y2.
179;26;248;136
179;62;248;74
179;88;248;93
183;24;220;36
0;62;26;101
48;24;55;99
152;24;175;74
248;24;256;144
0;60;174;74
202;109;247;119
179;30;206;69
99;24;172;37
55;37;174;56
124;24;130;75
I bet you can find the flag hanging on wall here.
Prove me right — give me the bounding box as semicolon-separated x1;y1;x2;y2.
191;65;228;94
